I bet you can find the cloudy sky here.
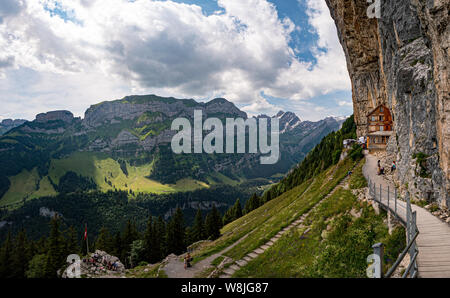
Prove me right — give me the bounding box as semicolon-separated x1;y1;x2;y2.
0;0;352;121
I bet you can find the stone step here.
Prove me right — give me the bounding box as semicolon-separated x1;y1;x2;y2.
254;248;265;254
248;253;258;258
223;268;235;275
261;245;270;250
243;256;253;262
267;241;274;246
236;260;248;267
219;274;232;278
230;264;240;271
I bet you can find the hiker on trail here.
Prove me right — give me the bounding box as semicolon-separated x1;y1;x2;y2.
184;253;192;270
377;160;385;175
391;161;396;173
187;253;192;268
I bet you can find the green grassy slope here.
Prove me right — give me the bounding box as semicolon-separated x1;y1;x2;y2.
191;157;356;263
47;151;208;193
0;168;57;208
187;116;404;278
0;151;212;208
232;161;404;277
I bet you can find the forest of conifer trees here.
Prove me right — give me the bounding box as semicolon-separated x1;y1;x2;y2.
0;205;225;278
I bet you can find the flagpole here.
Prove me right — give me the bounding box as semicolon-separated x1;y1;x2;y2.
85;223;89;255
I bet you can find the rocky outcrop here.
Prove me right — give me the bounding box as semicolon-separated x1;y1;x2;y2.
39;207;62;218
83;95;246;128
326;0;449;206
35;110;75;123
63;250;125;278
0;119;27;135
164;200;228;220
275;111;302;133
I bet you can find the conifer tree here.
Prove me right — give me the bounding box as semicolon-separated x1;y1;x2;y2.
35;236;48;255
65;226;80;256
222;207;234;226
166;207;186;255
121;220;139;267
191;209;205;242
233;198;242;219
95;226;113;253
244;193;261;214
112;231;122;258
12;229;30;278
0;230;13;278
205;205;222;240
143;217;154;262
44;216;66;278
153;216;166;261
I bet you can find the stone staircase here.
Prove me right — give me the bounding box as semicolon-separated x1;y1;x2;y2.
218;172;351;278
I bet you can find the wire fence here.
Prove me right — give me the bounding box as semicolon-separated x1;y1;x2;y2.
367;178;419;278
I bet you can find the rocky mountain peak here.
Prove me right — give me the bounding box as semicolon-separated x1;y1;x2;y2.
275;111;302;133
275;110;285;118
0;119;27;135
35;110;74;123
204;98;247;118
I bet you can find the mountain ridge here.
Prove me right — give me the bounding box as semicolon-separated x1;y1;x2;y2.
0;94;344;209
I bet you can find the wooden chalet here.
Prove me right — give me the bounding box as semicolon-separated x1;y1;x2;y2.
366;104;393;151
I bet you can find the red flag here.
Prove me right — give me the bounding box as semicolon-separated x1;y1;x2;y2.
84;225;87;240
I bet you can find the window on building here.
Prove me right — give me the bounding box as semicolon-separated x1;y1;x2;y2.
372;116;376;121
379;116;384;121
380;107;384;112
380;126;384;131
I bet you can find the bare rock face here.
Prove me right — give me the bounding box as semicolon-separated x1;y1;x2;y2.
325;0;449;206
0;119;27;135
35;110;74;123
81;95;247;153
62;250;125;278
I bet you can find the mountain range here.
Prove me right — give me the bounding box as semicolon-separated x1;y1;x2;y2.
0;119;27;136
0;95;345;209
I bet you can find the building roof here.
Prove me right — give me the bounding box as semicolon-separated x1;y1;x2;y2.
367;104;389;117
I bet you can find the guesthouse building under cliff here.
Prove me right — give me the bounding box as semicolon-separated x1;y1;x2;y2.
366;104;393;151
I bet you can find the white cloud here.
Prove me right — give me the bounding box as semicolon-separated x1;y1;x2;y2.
0;0;350;120
338;100;352;107
240;96;280;117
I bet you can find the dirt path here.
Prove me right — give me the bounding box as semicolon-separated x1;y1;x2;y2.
363;153;450;278
161;233;251;278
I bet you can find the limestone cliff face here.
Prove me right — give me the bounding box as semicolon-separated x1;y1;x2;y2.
325;0;449;206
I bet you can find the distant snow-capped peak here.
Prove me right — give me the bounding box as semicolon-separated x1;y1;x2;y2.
273;110;302;133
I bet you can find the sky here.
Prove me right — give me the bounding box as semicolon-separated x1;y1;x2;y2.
0;0;353;122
